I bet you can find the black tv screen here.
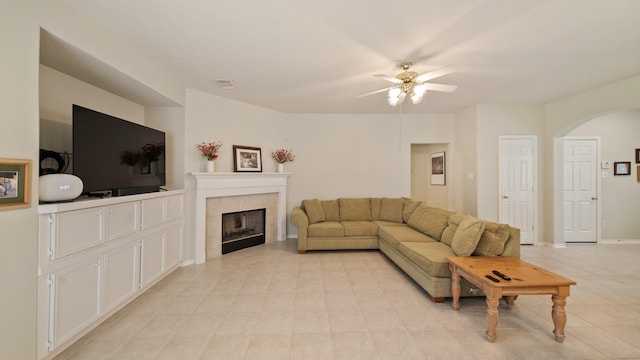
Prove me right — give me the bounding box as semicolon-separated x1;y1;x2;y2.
73;105;166;196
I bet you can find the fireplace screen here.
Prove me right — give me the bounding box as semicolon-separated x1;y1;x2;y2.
221;208;266;254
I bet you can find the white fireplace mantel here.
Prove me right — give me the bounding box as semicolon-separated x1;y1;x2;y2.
190;172;291;263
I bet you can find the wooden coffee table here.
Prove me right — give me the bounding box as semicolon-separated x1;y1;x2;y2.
448;256;576;343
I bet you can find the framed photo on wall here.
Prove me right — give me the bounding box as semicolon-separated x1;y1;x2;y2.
613;161;631;175
636;148;640;164
430;151;446;185
233;145;262;172
0;158;32;209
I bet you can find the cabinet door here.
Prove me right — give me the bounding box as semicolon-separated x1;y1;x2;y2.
140;232;164;288
165;195;184;221
141;198;164;230
164;225;182;270
105;202;140;241
54;208;104;259
104;242;139;312
51;257;102;347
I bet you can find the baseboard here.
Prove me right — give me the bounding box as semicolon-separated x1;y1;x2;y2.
599;239;640;244
181;259;195;267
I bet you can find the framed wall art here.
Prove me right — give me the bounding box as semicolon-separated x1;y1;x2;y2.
430;151;446;185
233;145;262;172
0;158;32;209
635;148;640;164
613;161;631;176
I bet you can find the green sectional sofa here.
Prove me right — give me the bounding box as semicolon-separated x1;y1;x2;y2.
290;197;520;302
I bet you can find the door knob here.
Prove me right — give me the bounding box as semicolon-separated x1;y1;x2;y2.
502;195;509;199
591;196;598;200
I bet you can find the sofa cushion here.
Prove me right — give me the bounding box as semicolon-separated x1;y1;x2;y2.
402;198;421;223
342;221;379;236
440;214;466;246
321;200;340;222
302;199;325;224
407;204;453;241
451;216;485;256
399;242;455;277
339;198;372;221
473;221;510;256
370;198;382;220
380;198;404;223
308;222;344;237
378;225;435;250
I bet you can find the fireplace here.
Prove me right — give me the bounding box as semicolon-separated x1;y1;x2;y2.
222;208;265;254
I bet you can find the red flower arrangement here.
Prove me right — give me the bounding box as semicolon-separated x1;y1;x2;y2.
197;141;223;160
272;148;295;163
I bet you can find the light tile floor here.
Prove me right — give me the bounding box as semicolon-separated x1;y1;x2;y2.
54;240;640;360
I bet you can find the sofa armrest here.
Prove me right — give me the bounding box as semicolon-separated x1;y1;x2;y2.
501;226;521;258
290;207;309;252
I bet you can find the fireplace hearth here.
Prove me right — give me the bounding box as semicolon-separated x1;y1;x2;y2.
222;208;266;254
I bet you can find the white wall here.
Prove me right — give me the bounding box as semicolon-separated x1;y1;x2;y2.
475;105;545;234
454;106;478;216
544;74;640;245
411;143;450;209
568;111;640;241
0;2;39;359
146;106;186;190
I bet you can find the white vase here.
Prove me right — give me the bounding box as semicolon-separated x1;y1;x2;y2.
206;160;214;173
277;163;284;173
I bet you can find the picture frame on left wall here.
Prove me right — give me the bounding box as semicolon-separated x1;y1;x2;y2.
233;145;262;172
0;158;31;209
430;151;446;185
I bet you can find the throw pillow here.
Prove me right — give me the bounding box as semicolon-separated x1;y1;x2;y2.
321;200;340;221
380;198;404;223
473;221;510;256
302;199;325;224
440;214;466;246
402;198;421;223
407;204;453;240
451;216;485;256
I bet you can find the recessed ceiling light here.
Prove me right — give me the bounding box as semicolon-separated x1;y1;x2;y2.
215;79;236;90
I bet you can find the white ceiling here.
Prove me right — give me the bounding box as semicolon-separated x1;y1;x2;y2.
56;0;640;113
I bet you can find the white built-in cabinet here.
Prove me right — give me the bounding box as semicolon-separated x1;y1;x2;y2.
37;190;185;360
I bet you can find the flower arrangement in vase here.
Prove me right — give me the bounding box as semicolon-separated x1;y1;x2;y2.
197;141;222;172
272;148;294;173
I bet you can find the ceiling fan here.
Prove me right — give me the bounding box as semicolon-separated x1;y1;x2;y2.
358;62;458;106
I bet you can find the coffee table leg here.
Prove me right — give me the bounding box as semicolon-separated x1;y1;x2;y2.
551;295;567;343
485;296;499;343
451;271;461;310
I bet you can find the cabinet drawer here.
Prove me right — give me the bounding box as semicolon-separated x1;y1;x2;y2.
53;208;104;259
165;195;183;221
141;198;164;230
105;202;140;241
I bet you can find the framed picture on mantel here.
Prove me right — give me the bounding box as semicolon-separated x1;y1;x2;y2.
233;145;262;172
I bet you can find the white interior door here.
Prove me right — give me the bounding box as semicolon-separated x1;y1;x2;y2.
499;136;536;245
563;138;598;243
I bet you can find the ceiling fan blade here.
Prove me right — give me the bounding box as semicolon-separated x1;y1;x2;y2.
415;66;455;83
356;87;393;98
423;83;458;93
373;74;402;84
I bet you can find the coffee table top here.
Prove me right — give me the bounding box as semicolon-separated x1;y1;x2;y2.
448;256;576;288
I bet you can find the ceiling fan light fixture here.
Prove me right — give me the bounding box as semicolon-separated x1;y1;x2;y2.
388;87;403;106
411;84;428;104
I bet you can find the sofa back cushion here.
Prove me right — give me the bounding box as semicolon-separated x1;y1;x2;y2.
451;216;485;256
402;198;421;223
407;204;453;240
370;198;382;220
302;199;325;224
440;214;466;246
473;221;510;256
321;200;340;222
380;198;404;223
339;198;372;221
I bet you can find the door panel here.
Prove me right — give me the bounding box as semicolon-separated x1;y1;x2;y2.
499;137;536;245
563;139;597;243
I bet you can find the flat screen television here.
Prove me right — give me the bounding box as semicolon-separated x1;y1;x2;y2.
73;105;166;196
